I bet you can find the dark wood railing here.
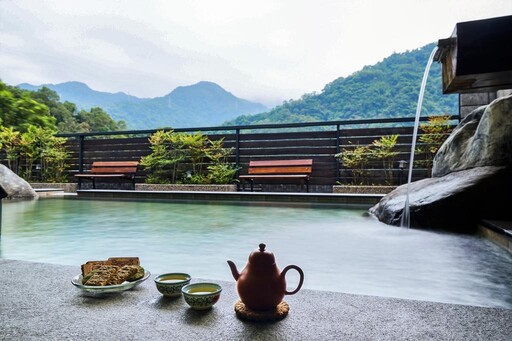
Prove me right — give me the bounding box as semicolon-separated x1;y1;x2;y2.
51;116;459;189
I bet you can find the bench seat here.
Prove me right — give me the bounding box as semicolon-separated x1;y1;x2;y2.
75;161;138;190
239;159;313;192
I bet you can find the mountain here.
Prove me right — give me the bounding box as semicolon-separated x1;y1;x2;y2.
17;81;267;129
225;43;458;126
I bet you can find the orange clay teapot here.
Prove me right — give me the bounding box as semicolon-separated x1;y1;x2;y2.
227;243;304;311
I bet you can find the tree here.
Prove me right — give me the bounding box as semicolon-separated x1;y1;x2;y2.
77;107;125;132
0;80;56;132
0;126;22;172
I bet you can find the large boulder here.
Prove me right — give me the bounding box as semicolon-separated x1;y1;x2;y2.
0;164;39;199
370;94;512;231
433;94;512;177
369;166;512;232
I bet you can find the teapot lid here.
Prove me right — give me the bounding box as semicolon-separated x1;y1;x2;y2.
249;243;275;266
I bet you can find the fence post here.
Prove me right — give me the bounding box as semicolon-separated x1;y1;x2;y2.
235;128;240;175
336;124;341;183
78;135;85;173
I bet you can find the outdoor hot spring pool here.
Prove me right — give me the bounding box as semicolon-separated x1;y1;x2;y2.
1;197;511;309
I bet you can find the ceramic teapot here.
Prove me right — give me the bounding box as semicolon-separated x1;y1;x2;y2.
227;243;304;311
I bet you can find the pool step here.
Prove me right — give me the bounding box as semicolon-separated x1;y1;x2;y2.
34;188;65;196
478;220;512;254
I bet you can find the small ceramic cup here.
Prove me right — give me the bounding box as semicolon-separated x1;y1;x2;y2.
154;273;191;297
181;282;222;310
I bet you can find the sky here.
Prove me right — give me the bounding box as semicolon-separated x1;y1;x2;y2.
0;1;511;107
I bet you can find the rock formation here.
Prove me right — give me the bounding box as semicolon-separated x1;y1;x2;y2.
0;164;39;199
370;94;512;232
433;94;512;176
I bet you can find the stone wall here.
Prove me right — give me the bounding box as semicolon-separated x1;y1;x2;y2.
458;90;512;118
460;92;497;118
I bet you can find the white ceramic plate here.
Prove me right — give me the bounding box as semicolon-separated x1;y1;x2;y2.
71;270;150;295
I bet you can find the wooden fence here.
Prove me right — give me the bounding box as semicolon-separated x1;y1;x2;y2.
42;116;458;191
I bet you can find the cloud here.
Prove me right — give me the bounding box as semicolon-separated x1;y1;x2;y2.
0;0;511;106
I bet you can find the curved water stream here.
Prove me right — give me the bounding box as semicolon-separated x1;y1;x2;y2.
401;46;439;228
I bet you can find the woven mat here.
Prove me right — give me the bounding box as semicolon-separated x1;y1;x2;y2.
234;300;289;322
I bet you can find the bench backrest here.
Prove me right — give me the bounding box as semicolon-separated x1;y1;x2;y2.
90;161;139;174
248;159;313;175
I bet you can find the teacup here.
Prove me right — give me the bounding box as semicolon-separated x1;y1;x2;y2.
154;273;191;297
181;282;222;310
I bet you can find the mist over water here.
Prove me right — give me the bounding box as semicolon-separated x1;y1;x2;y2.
2;198;511;309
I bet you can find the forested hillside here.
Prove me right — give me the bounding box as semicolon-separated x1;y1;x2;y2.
226;43;458;126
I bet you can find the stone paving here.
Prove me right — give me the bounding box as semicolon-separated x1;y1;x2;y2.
1;259;511;340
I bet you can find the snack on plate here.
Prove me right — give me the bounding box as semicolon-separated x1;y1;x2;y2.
108;265;138;285
83;265;120;286
80;257;144;286
81;260;106;278
129;265;145;281
108;257;140;267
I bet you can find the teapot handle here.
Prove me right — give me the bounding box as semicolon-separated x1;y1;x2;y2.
282;265;304;295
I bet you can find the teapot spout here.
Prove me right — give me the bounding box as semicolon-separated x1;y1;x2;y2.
227;260;240;280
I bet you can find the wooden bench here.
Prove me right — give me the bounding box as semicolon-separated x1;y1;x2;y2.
75;161;139;190
239;159;313;192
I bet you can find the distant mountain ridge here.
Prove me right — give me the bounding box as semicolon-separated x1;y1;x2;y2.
226;43;458;126
19;43;459;130
18;81;267;129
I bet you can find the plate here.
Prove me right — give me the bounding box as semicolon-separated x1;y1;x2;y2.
71;270;151;295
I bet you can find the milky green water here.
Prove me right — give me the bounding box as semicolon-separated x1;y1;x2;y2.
1;197;511;309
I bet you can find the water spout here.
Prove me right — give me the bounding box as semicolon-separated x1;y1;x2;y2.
401;46;438;228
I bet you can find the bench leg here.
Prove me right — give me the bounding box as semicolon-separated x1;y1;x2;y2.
77;178;82;190
92;178;96;189
250;179;254;192
306;179;309;193
132;178;136;190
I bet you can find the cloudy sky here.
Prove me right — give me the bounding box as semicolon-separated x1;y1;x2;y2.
1;0;510;106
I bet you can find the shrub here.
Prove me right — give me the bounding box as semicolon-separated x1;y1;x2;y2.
141;130;236;184
0;124;70;182
371;134;399;185
335;144;372;185
416;115;453;168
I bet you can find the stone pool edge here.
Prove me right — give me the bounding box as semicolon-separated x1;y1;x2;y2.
74;189;384;207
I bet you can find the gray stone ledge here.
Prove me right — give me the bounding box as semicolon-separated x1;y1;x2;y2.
1;259;510;340
136;183;237;192
333;185;396;194
30;182;78;193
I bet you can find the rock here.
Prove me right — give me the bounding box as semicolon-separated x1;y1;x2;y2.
369;166;512;232
371;94;512;231
0;164;39;199
433;94;512;177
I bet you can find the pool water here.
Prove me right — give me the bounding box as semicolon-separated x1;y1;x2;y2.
2;197;512;309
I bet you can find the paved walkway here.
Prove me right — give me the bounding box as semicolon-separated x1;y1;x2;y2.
1;259;510;340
